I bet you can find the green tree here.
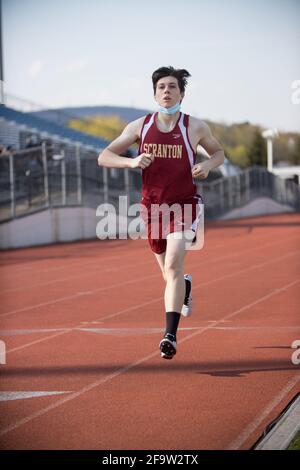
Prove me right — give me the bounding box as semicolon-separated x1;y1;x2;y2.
291;136;300;165
247;130;267;167
68;115;127;141
227;144;250;168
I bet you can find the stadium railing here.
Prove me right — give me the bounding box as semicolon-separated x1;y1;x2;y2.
0;145;299;223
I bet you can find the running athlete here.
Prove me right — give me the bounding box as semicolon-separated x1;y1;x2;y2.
98;66;225;359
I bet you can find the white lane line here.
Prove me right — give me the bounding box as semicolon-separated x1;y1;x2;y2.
98;249;300;324
1;327;163;337
0;391;72;402
0;257;153;294
0;277;299;437
7;330;79;354
6;299;164;354
1;234;299;319
0;224;279;277
5;251;300;354
0;229;274;292
1;231;298;294
227;374;300;450
0;244;139;276
0;273;158;318
0;328;71;336
206;326;300;331
2;325;300;338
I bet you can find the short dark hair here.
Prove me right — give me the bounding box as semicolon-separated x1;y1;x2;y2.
152;66;191;94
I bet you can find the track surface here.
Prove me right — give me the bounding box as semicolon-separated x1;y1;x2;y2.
0;213;299;450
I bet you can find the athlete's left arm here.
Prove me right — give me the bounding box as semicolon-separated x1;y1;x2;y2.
192;122;225;179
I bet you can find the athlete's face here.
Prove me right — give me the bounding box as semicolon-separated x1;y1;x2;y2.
155;76;184;108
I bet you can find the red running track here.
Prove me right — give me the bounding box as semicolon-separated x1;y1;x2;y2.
0;212;299;450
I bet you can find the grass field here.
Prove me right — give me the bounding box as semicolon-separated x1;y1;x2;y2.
287;430;300;450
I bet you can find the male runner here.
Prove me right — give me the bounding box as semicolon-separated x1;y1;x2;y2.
98;66;225;359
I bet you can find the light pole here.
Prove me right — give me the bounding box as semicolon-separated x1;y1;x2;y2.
262;128;278;173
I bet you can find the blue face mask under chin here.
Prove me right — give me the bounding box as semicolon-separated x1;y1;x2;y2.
157;102;181;115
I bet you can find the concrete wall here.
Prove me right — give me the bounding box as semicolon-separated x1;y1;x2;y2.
0;207;99;249
0;207;103;249
0;197;295;249
0;206;143;250
219;197;294;220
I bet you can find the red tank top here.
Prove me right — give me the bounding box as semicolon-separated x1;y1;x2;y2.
138;112;197;204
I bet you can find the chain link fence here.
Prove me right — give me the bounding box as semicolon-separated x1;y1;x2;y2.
200;167;300;219
0;145;299;223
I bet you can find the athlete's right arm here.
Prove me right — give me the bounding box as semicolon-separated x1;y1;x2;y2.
98;118;154;170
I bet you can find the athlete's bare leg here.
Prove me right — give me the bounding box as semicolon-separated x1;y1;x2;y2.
154;252;166;281
154;230;194;312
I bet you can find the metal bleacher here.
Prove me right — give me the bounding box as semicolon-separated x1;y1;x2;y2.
0;104;108;151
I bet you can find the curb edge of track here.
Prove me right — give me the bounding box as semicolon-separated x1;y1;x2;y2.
253;393;300;450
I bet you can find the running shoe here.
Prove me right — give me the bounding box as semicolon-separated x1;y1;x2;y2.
159;333;177;359
181;274;192;317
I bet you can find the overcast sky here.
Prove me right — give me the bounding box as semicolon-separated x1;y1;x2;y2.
2;0;300;132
